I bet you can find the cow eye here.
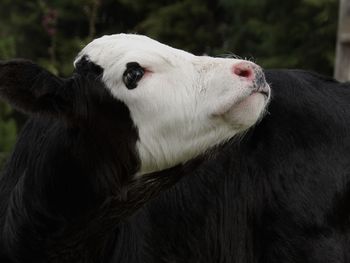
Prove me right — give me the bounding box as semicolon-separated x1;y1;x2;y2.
123;62;145;90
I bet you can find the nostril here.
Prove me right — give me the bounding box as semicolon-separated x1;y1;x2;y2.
232;63;254;80
234;68;252;78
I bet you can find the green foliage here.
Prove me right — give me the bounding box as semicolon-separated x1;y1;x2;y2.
219;0;338;74
0;102;17;170
0;36;16;59
135;0;224;54
0;0;339;170
0;103;16;152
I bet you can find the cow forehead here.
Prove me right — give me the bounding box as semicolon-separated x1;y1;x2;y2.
75;34;195;68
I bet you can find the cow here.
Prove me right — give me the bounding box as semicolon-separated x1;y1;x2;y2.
0;34;270;263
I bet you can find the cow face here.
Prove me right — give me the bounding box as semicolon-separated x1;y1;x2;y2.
75;34;270;174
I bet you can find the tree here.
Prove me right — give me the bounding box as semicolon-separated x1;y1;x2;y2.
219;0;338;75
131;0;225;55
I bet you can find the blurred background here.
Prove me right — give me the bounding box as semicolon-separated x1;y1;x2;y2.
0;0;340;168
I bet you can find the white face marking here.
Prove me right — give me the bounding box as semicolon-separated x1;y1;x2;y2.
74;34;270;175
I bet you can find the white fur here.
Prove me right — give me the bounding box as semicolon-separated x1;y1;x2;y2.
74;34;270;175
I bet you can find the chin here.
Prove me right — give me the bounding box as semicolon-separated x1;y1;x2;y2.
224;92;270;130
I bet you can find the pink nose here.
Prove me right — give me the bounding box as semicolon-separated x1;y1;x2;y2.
231;62;255;81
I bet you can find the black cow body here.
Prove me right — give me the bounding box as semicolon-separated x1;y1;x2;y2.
110;70;350;263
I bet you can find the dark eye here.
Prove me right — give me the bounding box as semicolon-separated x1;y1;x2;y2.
123;62;145;89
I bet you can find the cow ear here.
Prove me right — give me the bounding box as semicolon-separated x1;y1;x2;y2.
0;59;72;116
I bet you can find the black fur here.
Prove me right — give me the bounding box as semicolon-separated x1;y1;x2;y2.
0;59;67;115
106;70;350;263
0;58;191;263
1;62;350;263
